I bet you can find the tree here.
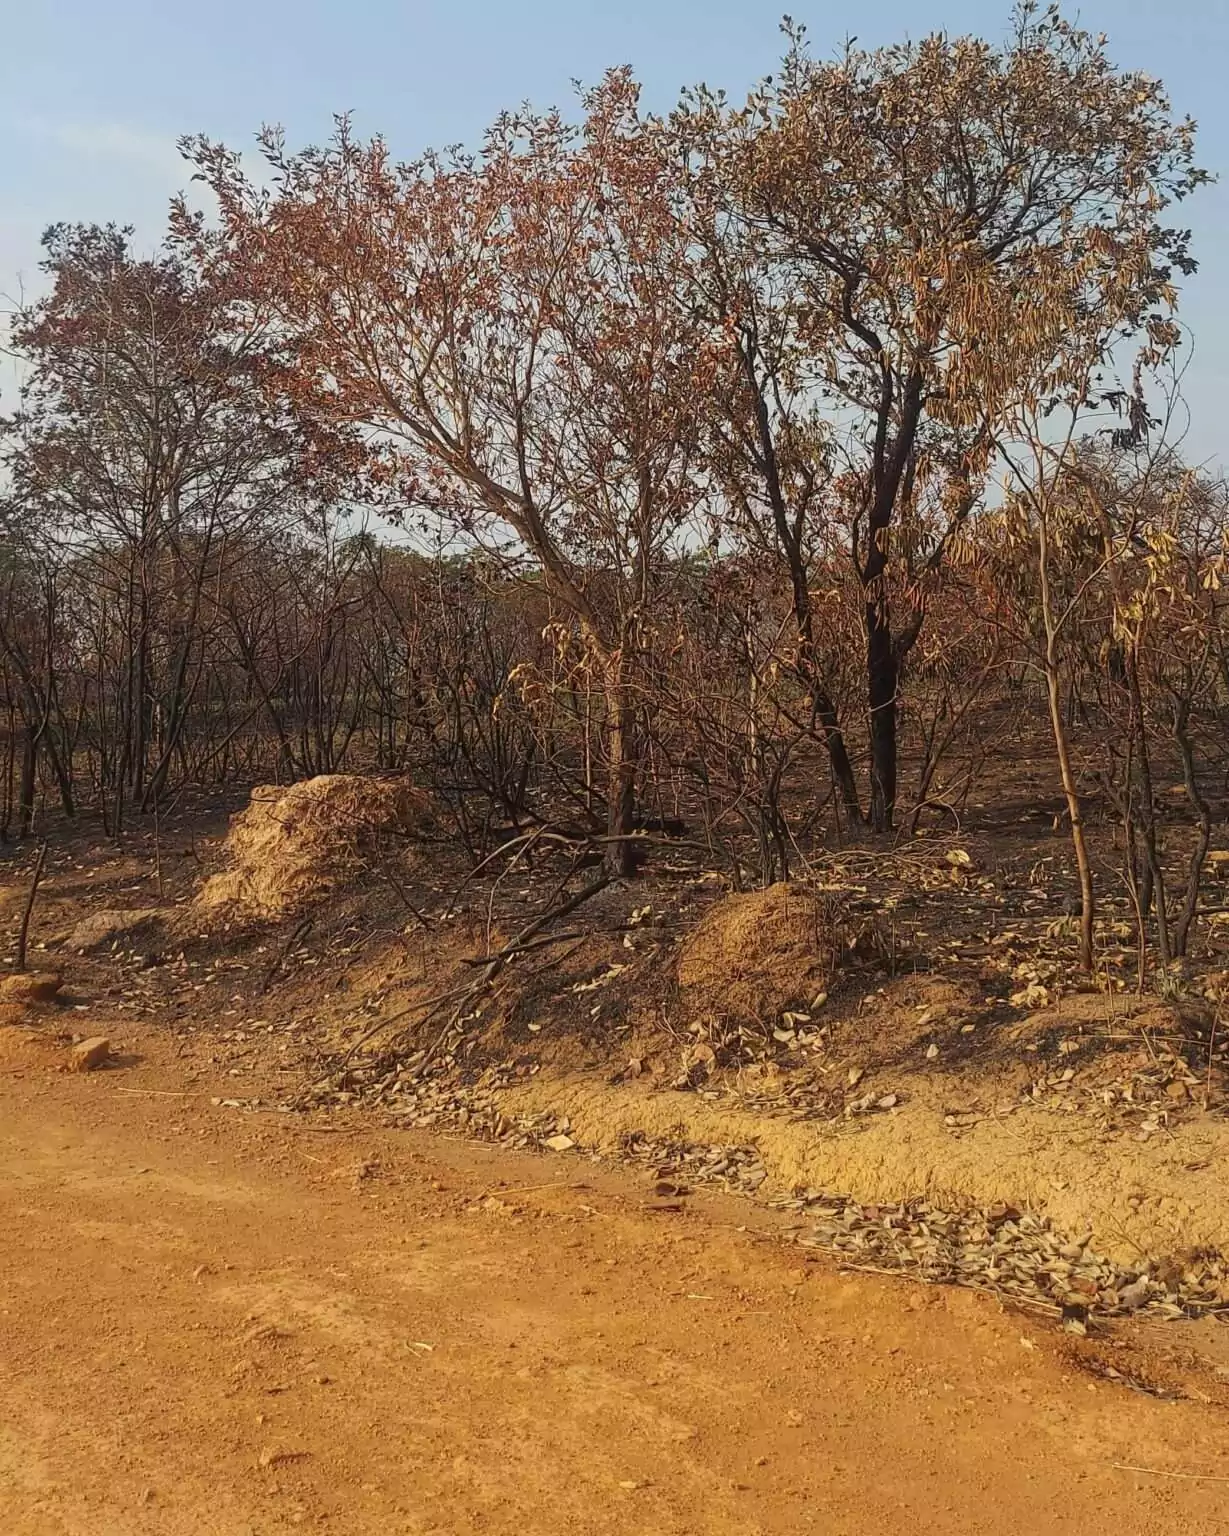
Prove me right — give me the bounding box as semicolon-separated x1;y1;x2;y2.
183;72;721;874
680;2;1206;829
2;223;335;826
680;184;864;822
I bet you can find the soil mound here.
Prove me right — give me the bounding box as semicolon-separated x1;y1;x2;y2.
677;883;876;1033
198;775;431;917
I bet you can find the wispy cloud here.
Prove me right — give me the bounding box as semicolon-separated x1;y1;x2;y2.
16;115;187;179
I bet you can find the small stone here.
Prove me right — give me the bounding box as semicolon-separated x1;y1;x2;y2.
1118;1274;1151;1311
544;1134;575;1152
925;1043;940;1060
0;970;63;1004
70;1036;111;1072
258;1447;307;1470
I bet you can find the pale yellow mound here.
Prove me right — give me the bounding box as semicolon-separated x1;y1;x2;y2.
501;1071;1229;1267
198;775;431;917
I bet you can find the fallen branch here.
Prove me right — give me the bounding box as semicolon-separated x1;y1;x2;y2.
418;874;611;1073
328;873;611;1081
443;825;564;917
458;929;585;965
378;858;432;930
443;825;721;921
261;917;313;994
1112;1464;1229;1484
335;981;476;1070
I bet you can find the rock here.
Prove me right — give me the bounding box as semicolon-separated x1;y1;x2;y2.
1118;1273;1151;1311
544;1134;575;1152
68;909;163;953
1056;1302;1087;1339
70;1036;111;1072
0;970;63;1004
258;1447;308;1470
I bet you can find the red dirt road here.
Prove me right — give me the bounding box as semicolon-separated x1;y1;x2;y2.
2;1033;1228;1535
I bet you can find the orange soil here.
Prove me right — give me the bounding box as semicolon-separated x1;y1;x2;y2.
2;1021;1228;1535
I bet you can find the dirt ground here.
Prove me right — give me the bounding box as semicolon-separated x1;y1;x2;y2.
4;1023;1229;1536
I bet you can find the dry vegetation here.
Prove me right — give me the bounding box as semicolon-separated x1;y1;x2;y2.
4;8;1229;1334
196;774;432;916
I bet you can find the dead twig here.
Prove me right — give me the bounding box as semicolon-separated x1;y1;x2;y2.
478;1181;589;1199
1206;1007;1220;1114
443;826;715;922
261;917;313;994
378;858;432;930
443;826;561;918
335;981;475;1069
332;874;610;1077
458;930;585;965
418;874;612;1073
1112;1464;1229;1484
15;840;49;973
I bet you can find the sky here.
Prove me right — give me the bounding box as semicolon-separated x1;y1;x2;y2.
2;0;1228;461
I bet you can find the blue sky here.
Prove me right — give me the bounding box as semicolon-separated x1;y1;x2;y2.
3;0;1227;461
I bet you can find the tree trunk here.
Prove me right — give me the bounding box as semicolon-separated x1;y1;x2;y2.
602;653;638;878
794;599;859;822
738;339;863;826
866;603;897;833
1;700;15;839
812;685;861;825
17;728;36;837
1173;697;1212;959
41;734;75;819
1123;645;1169;964
1044;664;1095;972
